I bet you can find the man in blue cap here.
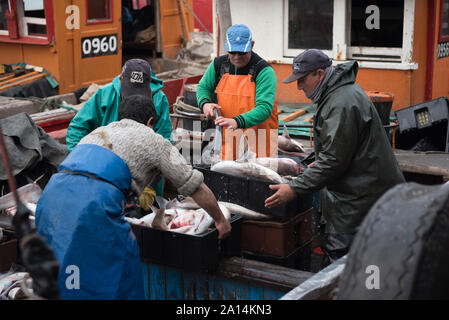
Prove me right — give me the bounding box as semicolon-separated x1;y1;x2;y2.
196;24;278;160
265;49;405;267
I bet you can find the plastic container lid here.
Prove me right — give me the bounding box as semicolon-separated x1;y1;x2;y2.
365;91;394;103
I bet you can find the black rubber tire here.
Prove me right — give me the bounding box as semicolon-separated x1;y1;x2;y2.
337;182;449;300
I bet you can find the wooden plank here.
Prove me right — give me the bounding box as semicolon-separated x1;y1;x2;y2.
209;274;224;300
263;288;285;300
248;285;263;300
195;272;209;300
235;282;249;300
183;271;197;300
280;109;307;122
166;267;183;300
221;278;237;300
216;257;314;292
141;263;149;300
395;149;449;177
149;263;166;300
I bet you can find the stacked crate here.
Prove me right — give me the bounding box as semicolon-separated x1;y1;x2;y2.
195;165;313;271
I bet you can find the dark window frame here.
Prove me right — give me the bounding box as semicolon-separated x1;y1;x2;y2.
85;0;113;26
439;0;449;42
0;0;54;45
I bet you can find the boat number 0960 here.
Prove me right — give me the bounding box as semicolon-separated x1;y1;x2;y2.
82;34;118;58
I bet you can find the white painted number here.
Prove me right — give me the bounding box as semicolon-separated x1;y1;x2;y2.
92;38;100;54
82;39;91;55
82;35;118;58
109;36;117;52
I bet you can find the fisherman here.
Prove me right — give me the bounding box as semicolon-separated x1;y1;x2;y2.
265;49;405;267
35;95;232;300
66;58;171;210
196;24;278;160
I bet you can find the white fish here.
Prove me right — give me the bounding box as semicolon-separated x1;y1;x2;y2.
0;183;42;211
128;198;231;236
218;201;271;220
278;125;306;153
211;160;284;184
5;202;37;216
0;272;28;295
255;157;302;177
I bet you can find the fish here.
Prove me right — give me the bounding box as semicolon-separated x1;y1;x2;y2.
254;157;302;177
0;182;42;217
218;202;271;220
5;202;37;216
278;125;306;153
127;196;231;236
211;160;284;184
0;272;28;296
277;148;308;159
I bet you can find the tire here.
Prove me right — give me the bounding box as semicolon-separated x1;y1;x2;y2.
337;182;449;300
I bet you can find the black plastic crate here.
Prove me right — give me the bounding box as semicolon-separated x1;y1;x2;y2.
242;240;312;272
395;97;449;132
395;97;449;152
131;214;243;273
195;165;313;219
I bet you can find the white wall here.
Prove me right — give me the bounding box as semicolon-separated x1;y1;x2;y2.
228;0;289;62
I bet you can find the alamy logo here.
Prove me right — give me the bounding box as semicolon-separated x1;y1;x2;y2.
365;265;380;290
65;265;80;290
130;71;144;83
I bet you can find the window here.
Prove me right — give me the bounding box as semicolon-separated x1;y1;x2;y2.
287;0;333;52
19;0;47;37
284;0;415;66
440;0;449;42
86;0;112;25
0;0;54;44
0;0;8;33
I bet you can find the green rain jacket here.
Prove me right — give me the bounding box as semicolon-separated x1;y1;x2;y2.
288;61;405;234
66;74;172;151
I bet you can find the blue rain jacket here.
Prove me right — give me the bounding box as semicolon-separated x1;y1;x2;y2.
35;144;145;300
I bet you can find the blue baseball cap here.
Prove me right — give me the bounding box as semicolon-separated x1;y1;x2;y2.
225;24;253;53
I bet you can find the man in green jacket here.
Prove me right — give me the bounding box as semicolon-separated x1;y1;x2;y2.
196;24;278;160
66;58;172;204
265;49;405;266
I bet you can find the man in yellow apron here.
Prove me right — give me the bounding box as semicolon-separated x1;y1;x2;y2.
196;24;278;161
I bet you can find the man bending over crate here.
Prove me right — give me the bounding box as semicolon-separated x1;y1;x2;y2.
35;95;231;300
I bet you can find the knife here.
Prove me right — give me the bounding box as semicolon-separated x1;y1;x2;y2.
211;109;222;165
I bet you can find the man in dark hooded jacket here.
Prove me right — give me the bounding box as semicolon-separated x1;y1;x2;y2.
265;49;405;266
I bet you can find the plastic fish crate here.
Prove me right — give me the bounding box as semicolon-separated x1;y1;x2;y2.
242;240;312;272
194;165;313;219
131;214;243;273
241;208;312;257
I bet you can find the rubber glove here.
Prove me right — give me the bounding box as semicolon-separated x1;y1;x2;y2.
139;187;156;211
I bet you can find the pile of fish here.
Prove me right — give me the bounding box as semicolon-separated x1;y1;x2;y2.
126;196;231;235
126;196;272;233
0;272;32;300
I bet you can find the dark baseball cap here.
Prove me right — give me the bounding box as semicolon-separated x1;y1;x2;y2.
283;49;332;84
121;59;152;98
